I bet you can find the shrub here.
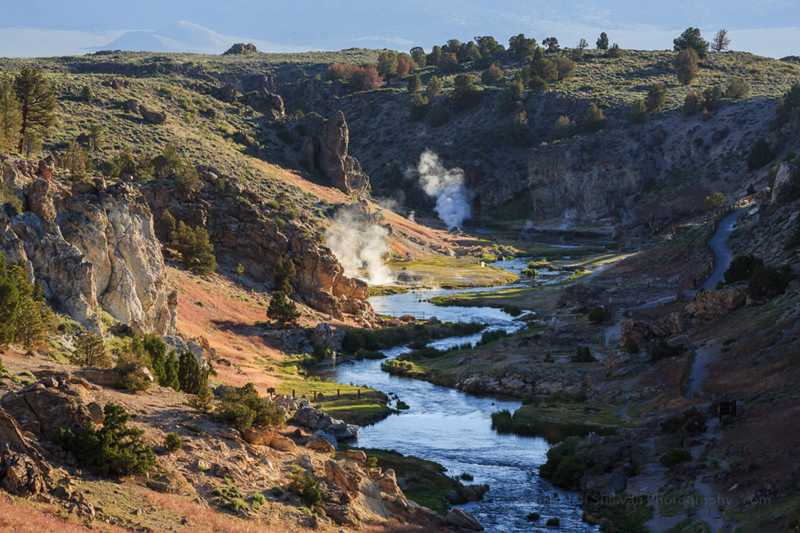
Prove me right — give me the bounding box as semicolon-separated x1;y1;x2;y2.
328;63;383;92
288;466;322;507
587;307;608;324
552;115;574;139
725;78;750;99
407;74;421;94
188;385;214;412
724;255;764;284
683;91;704;115
583;103;606;132
57;403;156;477
703;86;723;112
173;221;216;274
481;63;504;85
74;332;112;368
216;383;285;432
747;139;775;170
659;448;691;468
629;99;648;124
675;48;700;85
410;93;429;121
645;84;667;113
572;346;596;363
164;432;183;452
748;265;793;299
452;74;482;110
178;351;208;395
63;141;89;179
539;437;587;490
607;43;623;58
426;76;443;99
477;329;510;346
703;192;726;211
267;289;299;325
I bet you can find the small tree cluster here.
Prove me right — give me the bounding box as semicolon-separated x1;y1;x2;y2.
215;383;285;432
724;254;793;299
173;221;217;274
57;402;156;477
508;34;537;60
0;254;52;349
452;74;482;110
377;51;414;80
327;63;383;92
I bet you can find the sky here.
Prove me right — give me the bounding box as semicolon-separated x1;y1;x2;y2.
0;0;798;58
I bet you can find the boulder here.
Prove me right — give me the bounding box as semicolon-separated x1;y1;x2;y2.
1;377;97;441
771;162;799;205
269;434;297;452
307;437;335;454
0;448;47;496
242;428;275;446
338;449;367;466
446;508;484;531
325;460;362;494
141;105;166;125
290;406;358;440
223;43;258;55
684;287;747;322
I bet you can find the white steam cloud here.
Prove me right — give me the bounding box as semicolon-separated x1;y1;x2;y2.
324;206;394;285
417;150;471;230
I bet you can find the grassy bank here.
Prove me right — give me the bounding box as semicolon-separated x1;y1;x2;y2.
341;321;483;354
270;355;392;426
491;401;624;443
389;255;518;289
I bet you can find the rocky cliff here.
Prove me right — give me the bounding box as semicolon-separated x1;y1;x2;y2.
145;174;373;321
0;158;176;334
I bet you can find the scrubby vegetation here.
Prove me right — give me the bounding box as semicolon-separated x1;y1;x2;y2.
57;402;156;477
287;466;322;507
215;383;285;432
341;321;482;354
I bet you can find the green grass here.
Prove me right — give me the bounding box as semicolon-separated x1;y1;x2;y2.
269;355;391;425
492;402;624;443
390;255;518;288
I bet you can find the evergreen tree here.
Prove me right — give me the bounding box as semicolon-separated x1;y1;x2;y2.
14;67;57;153
267;289;299;325
174;221;216;274
75;332;111;368
0;76;22;153
596;32;609;50
673;27;709;58
178;351;208;394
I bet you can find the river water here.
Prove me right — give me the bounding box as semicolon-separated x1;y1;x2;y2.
323;281;597;532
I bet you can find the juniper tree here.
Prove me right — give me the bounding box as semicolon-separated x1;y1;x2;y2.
14;67;56;153
596;32;609;50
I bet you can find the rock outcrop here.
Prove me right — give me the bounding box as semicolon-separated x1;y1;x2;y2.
146;177;372;320
302;111;371;196
771;162;799;205
223;43;258;55
0;159;176;334
684;286;747;322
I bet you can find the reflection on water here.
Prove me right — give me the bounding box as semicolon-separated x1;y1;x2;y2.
320;286;597;532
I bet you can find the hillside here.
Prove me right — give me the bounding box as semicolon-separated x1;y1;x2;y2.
0;37;799;533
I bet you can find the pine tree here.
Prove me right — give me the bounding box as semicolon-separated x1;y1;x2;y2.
179;351;208;394
75;332;111;368
712;29;731;53
267;289;299;325
0;76;22;153
14;67;57;153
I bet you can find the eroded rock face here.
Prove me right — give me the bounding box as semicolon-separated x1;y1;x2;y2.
1;376;98;441
0;449;47;497
0;160;176;334
302;111;371;196
146;178;372;321
771;162;799;205
684;287;747;322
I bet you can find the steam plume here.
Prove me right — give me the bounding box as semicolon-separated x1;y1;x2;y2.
325;206;393;285
416;150;471;230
